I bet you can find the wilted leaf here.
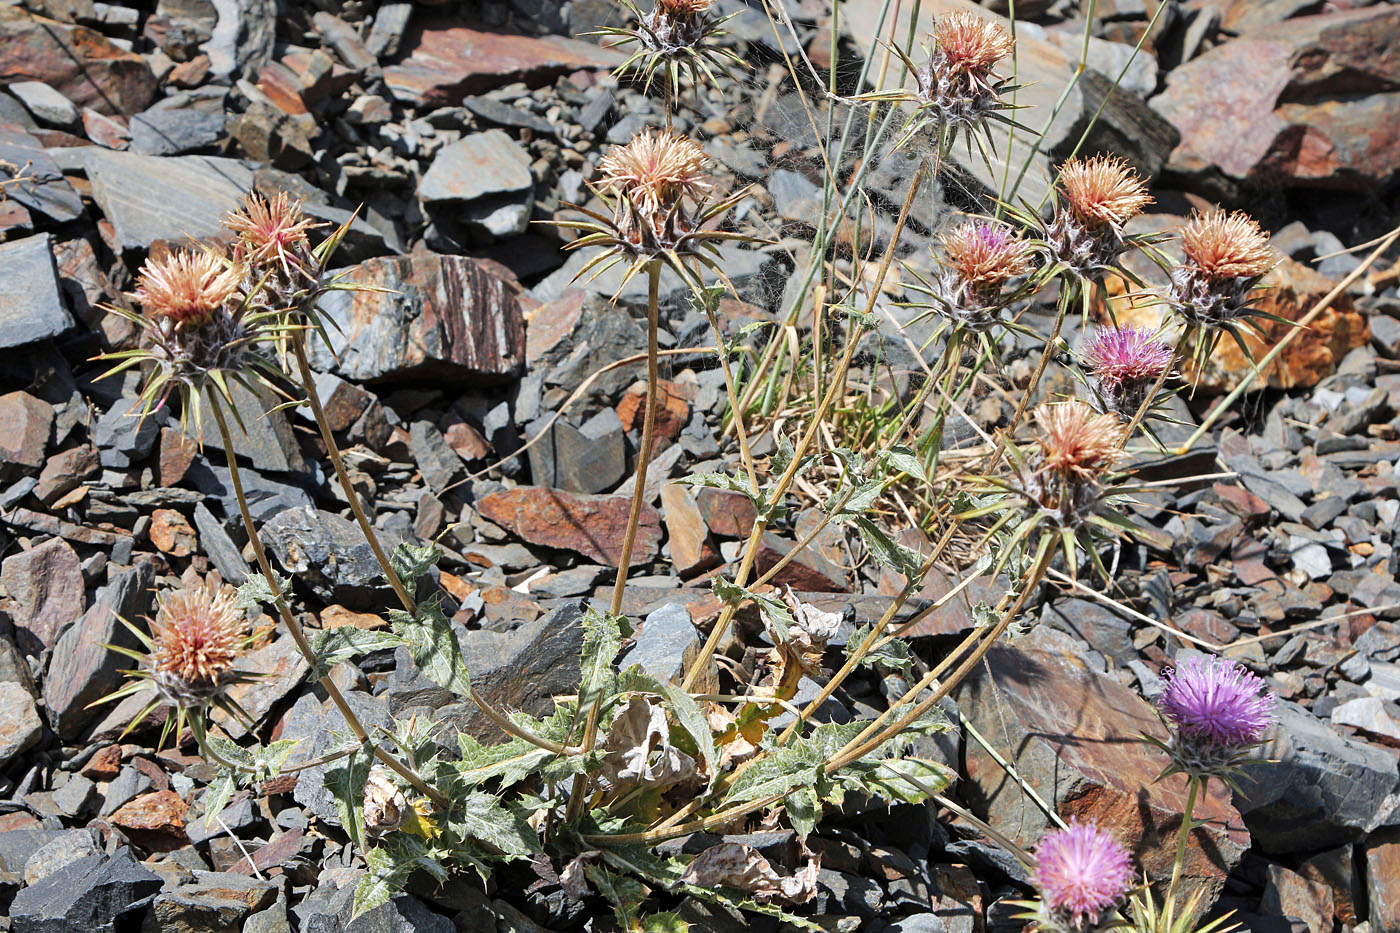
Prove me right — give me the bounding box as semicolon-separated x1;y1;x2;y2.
601;695;698;788
363;765;409;837
680;843;819;904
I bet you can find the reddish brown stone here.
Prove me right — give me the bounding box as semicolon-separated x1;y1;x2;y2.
476;486;661;567
311;254;525;384
0;390;52;468
661;483;723;577
1215;481;1272;523
168;54;211;89
0;8;157;116
34;444;98;506
1153;7;1400;191
1;536;84;649
754;532;849;592
149;508;197;557
616;379;691;444
81;107;131;149
229;828;305;876
255;61;310;115
444;420;490;461
695;488;758;539
81;744;123;781
110;789;189;850
384;24;624;107
1365;830;1400;932
320;604;386;630
957;626;1250;895
157;428;197;487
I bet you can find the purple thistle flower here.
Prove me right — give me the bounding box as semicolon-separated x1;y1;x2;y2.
1084;326;1173;388
1033;819;1134;929
1159;655;1275;750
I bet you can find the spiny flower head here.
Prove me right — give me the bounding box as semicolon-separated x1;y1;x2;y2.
1034;400;1125;481
942;219;1032;285
1084;326;1173;388
1057;155;1152;229
1180;209;1274;280
132;249;241;326
934;11;1013;76
151;580;245;688
1032;820;1134;930
223;191;319;274
598;129;712;218
1159;655;1275;750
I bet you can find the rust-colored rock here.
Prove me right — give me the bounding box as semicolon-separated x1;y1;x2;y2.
81;744;123;780
320;605;386;630
1;536;84;650
754;532;849;592
35;444;98;506
696;488;758;539
1152;6;1400;191
660;484;723;577
1366;830;1400;933
444;421;490;461
157;428;198;487
617;380;692;444
384;24;623;107
526;290;586;365
310;254;525;384
110;789;189;850
150;508;197;557
0;390;53;468
957;627;1249;897
476;486;661;567
0;7;158;116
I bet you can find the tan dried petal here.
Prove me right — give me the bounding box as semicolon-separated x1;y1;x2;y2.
680;843;819;903
1180;209;1274;279
132;250;241;326
934;11;1013;74
363;766;408;835
150;578;245;684
222;191;318;270
1033;399;1125;479
598;129;712;217
1057;155;1152;228
656;0;715;12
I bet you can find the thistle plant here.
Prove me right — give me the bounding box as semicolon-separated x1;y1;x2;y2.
1140;656;1275;932
879;11;1019;155
1082;325;1176;420
1168;209;1278;370
1038;155;1154;282
97;575;258;751
597;0;742;105
908;218;1037;336
1015;819;1136;932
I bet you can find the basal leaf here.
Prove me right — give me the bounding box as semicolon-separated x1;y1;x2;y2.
326;745;374;851
389;599;472;698
453;791;540;859
787;786;819;841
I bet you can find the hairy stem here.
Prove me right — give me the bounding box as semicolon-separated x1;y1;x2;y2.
1167;774;1201;913
208;397;449;809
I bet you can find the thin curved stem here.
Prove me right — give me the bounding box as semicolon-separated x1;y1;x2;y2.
1167;774;1201;911
208;397;449;810
610;260;663;614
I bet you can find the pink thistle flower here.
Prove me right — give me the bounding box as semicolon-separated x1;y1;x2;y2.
1084;326;1173;389
1033;820;1134;929
1159;655;1275;750
942;219;1032;286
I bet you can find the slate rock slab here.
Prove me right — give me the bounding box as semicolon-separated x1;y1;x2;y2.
1;536;84;650
1236;700;1400;852
0;7;157;116
956;626;1249;895
310;254;525;384
44;559;156;740
260;506;392;610
0;234;73;348
8;848;161;933
0;679;43;770
0;122;84;222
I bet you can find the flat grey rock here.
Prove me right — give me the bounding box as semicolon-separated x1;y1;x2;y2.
0;234;73;348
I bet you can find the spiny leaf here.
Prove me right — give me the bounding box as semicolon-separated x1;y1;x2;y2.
389;598;472;698
855;517;925;580
310;627;403;681
326;745;374;851
577;606;626;722
451;792;540;859
389;542;440;598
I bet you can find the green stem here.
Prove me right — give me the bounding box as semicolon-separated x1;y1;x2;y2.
1167;774;1201;911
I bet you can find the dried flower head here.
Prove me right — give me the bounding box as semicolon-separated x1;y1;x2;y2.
1034;400;1125;481
656;0;714;11
1032;820;1134;931
223;191;319;275
132;249;241;327
599;129;712;217
1160;655;1275;750
1057;155;1152;230
1180;210;1274;281
934;11;1014;75
149;579;246;704
364;765;410;836
942;219;1033;286
1084;326;1174;418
